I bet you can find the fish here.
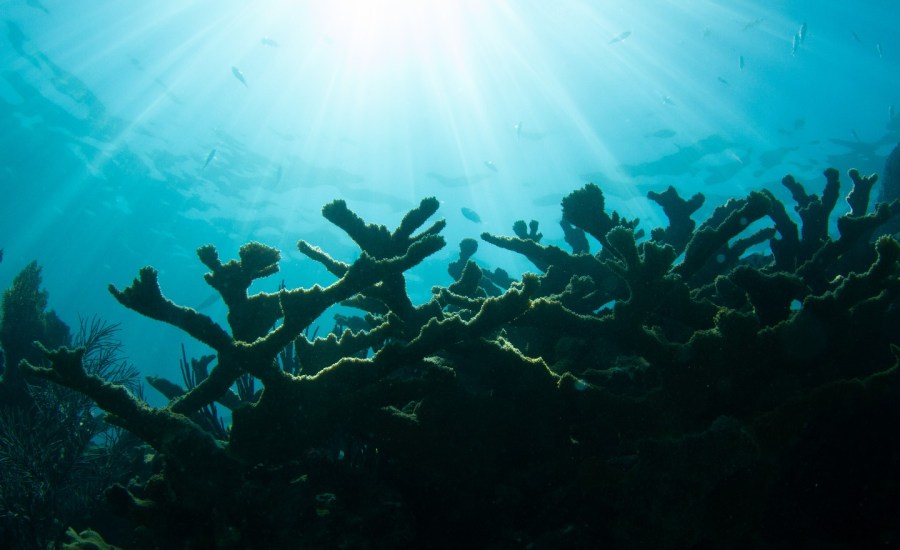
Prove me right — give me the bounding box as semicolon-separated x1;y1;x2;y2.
791;34;799;55
798;22;807;44
261;36;279;47
662;95;675;106
851;130;860;141
0;248;3;263
273;164;283;184
25;0;50;13
890;104;896;122
851;31;862;43
742;18;763;31
232;66;248;87
725;150;744;164
876;43;883;58
608;31;632;45
484;160;497;172
203;148;216;168
645;128;676;139
739;55;745;70
513;121;547;141
717;77;729;85
195;292;220;311
461;207;482;223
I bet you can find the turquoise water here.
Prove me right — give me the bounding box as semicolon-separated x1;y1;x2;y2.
2;0;898;398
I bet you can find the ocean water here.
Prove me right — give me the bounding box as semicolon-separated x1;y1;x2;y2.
1;0;898;401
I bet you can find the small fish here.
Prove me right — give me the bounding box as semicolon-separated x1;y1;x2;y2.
461;207;482;223
484;160;497;172
738;55;745;70
203;148;216;168
662;95;675;106
876;43;883;58
890;104;896;121
195;292;220;310
702;27;711;39
851;31;862;43
0;248;3;263
851;130;860;141
232;66;248;87
717;76;729;85
25;0;50;14
261;36;280;47
742;18;763;31
646;128;676;139
514;121;522;139
798;22;807;44
608;31;632;45
726;150;744;164
791;34;799;55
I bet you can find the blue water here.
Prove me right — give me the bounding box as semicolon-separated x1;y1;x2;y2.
2;0;898;403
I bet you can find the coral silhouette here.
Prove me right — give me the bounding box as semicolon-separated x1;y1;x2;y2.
20;169;900;548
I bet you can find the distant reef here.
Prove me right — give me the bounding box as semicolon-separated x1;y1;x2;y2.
11;162;900;548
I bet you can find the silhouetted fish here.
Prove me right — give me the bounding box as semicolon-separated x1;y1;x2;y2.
195;292;220;310
484;160;498;172
232;66;248;87
461;207;482;223
25;0;50;13
608;31;632;45
646;129;676;139
798;22;808;44
203;148;216;168
851;31;862;43
739;55;745;69
742;18;763;31
261;36;279;47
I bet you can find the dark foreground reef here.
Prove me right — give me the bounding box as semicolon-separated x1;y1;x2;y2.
3;162;900;548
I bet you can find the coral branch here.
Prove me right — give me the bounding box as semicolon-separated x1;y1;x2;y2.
647;185;705;253
847;169;878;217
20;344;232;470
108;267;231;351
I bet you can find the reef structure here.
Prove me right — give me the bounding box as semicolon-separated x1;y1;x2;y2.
21;166;900;548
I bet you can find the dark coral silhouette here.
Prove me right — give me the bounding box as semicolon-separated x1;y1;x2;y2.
18;168;900;548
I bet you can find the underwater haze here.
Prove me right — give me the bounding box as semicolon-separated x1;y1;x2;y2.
2;0;898;388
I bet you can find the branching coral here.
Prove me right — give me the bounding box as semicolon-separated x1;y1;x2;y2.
15;163;900;548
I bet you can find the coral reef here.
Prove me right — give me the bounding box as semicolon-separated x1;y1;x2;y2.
19;166;900;548
0;263;143;549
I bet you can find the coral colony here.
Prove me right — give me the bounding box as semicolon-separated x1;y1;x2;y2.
4;165;900;548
